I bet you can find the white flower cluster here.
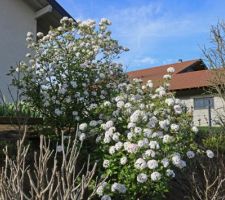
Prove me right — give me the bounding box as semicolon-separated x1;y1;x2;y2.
111;183;127;193
79;69;201;198
13;17;127;131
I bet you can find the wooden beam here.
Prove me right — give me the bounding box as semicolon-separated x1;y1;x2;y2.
35;5;52;19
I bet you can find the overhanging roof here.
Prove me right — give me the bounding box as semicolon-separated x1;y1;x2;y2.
23;0;75;34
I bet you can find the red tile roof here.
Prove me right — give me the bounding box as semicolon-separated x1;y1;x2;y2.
128;59;213;91
170;70;212;91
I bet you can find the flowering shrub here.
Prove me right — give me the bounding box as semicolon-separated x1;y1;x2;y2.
80;68;200;199
9;17;127;132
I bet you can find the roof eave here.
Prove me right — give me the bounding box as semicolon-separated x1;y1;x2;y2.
47;0;74;19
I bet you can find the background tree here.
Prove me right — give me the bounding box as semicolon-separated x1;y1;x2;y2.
203;21;225;126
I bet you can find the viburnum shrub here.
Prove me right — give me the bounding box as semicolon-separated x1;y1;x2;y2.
9;17;127;132
79;68;201;200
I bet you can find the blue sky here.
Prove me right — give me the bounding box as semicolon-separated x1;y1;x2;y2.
58;0;225;71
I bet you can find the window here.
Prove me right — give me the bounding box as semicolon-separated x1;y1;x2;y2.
194;97;214;110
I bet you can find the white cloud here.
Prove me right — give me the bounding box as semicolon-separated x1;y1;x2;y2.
106;2;209;52
134;57;157;65
162;58;178;65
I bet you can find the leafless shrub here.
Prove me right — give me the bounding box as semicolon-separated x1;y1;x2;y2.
169;154;225;200
0;128;100;200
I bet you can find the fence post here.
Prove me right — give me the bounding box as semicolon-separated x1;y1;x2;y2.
208;99;212;127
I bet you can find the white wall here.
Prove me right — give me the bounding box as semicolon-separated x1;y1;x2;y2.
180;95;225;126
0;0;36;101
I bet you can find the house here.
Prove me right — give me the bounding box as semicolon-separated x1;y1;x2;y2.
128;59;224;126
0;0;73;99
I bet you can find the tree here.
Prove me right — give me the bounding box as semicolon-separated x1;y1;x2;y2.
9;17;128;133
203;21;225;126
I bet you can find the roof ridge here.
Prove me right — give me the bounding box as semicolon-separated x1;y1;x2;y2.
128;59;201;73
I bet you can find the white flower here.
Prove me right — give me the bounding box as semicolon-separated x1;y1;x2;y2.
125;143;139;153
104;101;111;106
115;142;123;150
27;32;33;37
112;132;120;142
155;86;166;96
172;154;181;165
163;74;172;79
143;129;152;138
143;149;156;158
166;169;175;178
100;18;111;25
37;32;44;38
137;138;148;148
70;81;77;88
167;67;175;73
120;156;127;165
79;133;86;141
191;126;198;133
117;101;124;108
25;53;31;58
146;80;153;88
147;160;158;169
186;150;195;159
55;108;62;116
137;173;148;183
101;195;111;200
151;172;161;181
106;120;114;129
134;127;142;134
172;155;186;169
96;182;107;196
163;134;174;144
134;158;147;170
147;116;158;128
96;136;102;143
103;136;111;144
165;98;175;106
139;103;145;109
111;183;127;193
58;26;63;32
170;124;180;132
159;120;170;130
79;123;87;131
109;146;116;155
178;160;186;169
60;16;69;24
125;102;132;108
89;120;97;127
130;110;141;123
206;150;214;158
174;105;182;114
99;73;106;79
103;160;110;168
149;141;160;149
127;132;134;140
161;158;169;168
128;122;136;129
96;185;104;196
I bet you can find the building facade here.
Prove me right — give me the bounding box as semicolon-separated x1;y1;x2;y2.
128;59;224;126
0;0;72;100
